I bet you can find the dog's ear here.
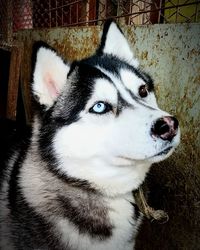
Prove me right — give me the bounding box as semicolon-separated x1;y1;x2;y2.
97;19;139;67
32;42;70;108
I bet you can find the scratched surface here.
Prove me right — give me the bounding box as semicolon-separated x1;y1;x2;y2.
16;23;200;249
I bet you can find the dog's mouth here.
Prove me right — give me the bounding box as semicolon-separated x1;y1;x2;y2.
146;146;174;162
153;146;173;157
116;146;174;164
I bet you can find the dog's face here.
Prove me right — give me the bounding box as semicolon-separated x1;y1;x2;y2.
32;21;180;193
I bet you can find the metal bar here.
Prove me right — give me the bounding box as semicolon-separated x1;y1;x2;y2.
175;0;179;23
61;0;63;27
195;2;199;22
76;1;78;24
49;0;51;28
45;0;83;12
56;0;57;27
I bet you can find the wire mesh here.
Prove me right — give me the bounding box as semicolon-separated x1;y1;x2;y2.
13;0;33;32
0;0;12;43
0;0;200;43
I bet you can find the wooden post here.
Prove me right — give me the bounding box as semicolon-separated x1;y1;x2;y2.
6;43;23;120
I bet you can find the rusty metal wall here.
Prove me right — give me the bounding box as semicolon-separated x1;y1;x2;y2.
16;23;200;249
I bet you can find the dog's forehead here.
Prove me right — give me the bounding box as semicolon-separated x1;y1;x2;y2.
80;54;146;89
120;69;144;89
89;78;118;103
95;57;154;94
82;54;134;76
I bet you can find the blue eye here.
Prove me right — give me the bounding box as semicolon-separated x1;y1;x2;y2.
93;102;106;113
89;102;112;114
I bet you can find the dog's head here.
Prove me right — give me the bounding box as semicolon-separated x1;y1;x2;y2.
32;20;180;194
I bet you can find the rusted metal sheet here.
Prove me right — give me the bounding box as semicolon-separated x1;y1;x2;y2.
16;23;200;249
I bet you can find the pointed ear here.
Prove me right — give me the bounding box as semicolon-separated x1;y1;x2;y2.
32;43;70;108
97;20;139;67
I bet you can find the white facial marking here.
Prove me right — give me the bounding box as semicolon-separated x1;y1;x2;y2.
120;69;159;109
96;66;136;106
120;69;143;94
85;78;117;112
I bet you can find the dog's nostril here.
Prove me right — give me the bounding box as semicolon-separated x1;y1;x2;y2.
172;117;179;130
155;120;170;136
151;116;179;141
163;116;179;132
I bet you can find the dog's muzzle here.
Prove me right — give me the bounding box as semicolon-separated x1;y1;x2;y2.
151;116;179;142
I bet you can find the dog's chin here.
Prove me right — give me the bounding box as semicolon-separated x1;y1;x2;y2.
147;146;175;163
147;132;181;163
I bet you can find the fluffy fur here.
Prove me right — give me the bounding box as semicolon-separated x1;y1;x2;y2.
0;20;180;250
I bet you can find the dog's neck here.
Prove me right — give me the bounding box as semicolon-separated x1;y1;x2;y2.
19;149;141;249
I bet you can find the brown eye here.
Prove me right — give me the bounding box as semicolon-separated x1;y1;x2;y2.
139;85;148;98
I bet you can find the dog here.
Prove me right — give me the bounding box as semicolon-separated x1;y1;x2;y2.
0;20;180;250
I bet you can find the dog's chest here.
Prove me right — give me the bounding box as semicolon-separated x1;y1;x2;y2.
56;194;141;250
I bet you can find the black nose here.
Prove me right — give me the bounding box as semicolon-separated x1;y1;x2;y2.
151;116;179;141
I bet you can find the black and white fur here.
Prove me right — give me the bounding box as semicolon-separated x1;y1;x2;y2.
0;20;180;250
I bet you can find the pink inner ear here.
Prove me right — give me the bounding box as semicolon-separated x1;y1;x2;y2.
44;73;60;99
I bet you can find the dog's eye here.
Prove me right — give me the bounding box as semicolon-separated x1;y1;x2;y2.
89;102;112;114
138;85;148;98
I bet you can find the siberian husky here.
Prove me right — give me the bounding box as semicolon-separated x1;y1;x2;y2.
0;20;180;250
